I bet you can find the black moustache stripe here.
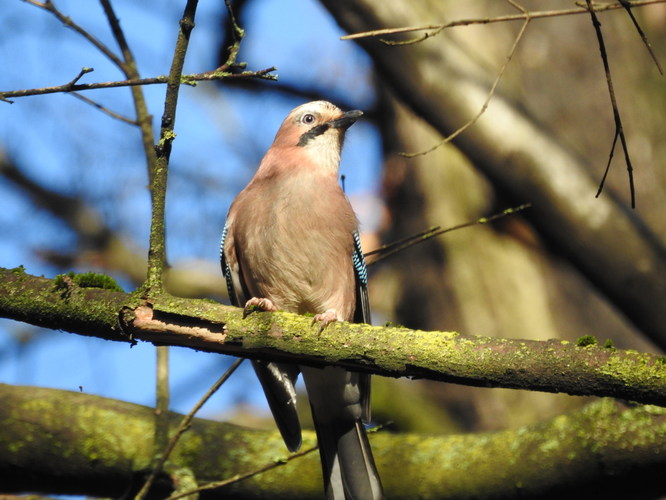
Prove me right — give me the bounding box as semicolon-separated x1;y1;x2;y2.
297;123;330;147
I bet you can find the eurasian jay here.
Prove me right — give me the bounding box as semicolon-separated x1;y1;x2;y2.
220;101;384;499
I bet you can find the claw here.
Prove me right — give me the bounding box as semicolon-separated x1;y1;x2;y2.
312;309;339;332
243;297;278;318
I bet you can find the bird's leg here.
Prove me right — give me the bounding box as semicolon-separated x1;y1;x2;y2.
312;308;339;332
243;297;279;318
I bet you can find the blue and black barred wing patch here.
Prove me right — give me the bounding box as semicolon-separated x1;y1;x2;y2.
352;230;371;324
220;224;238;307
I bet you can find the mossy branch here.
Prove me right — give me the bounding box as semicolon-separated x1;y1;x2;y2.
2;266;666;407
2;384;666;499
143;1;199;295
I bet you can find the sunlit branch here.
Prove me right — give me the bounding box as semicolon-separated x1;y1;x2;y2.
400;16;529;157
365;204;532;265
341;0;666;40
0;67;277;103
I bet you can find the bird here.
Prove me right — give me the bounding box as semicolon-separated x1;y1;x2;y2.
220;100;384;499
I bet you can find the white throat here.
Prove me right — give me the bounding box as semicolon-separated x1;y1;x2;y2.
302;132;342;174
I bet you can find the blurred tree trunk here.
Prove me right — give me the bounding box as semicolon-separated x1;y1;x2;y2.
321;0;666;430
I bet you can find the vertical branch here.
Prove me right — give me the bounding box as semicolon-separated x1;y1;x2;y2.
136;4;198;497
144;0;199;294
99;4;186;474
223;0;245;64
154;344;170;444
586;0;636;208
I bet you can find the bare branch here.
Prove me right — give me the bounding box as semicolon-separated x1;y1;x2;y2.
136;358;244;500
341;0;666;40
70;92;137;124
0;67;277;101
365;204;532;265
25;0;125;68
618;0;663;73
585;0;636;207
98;0;158;184
400;16;530;157
142;2;202;482
166;445;318;500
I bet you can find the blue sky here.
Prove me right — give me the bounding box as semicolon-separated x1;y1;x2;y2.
0;0;381;419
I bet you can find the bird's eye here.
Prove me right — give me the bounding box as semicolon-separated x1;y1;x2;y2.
302;113;316;124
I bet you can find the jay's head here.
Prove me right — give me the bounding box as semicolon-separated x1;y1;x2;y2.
271;101;363;172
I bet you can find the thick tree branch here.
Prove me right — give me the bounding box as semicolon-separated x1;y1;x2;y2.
2;267;666;406
2;384;666;499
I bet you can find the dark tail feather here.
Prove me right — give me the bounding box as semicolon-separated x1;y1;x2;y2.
313;415;384;500
252;360;302;452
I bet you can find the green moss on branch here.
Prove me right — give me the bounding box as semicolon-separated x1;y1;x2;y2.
2;267;666;406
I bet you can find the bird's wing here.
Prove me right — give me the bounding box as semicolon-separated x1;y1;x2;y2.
351;230;373;422
220;224;240;305
352;230;371;325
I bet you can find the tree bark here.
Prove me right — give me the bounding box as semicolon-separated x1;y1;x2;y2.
2;267;666;406
2;384;666;499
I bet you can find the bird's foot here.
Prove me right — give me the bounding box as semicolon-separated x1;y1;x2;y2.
243;297;279;318
312;309;339;333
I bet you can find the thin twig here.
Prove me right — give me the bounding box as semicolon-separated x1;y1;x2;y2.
505;0;526;12
145;0;200;287
99;0;158;186
24;0;125;68
341;0;666;40
366;204;532;265
377;0;544;46
379;27;444;46
618;0;663;74
134;358;244;500
165;444;319;500
70;92;137;124
586;0;636;207
400;15;530;158
364;226;442;259
99;0;135;68
225;0;245;45
0;67;277;101
67;66;94;86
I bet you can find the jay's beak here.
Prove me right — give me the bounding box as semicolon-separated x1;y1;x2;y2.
328;109;363;130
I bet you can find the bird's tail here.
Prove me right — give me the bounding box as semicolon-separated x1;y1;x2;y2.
312;414;384;500
252;360;302;452
303;366;384;500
